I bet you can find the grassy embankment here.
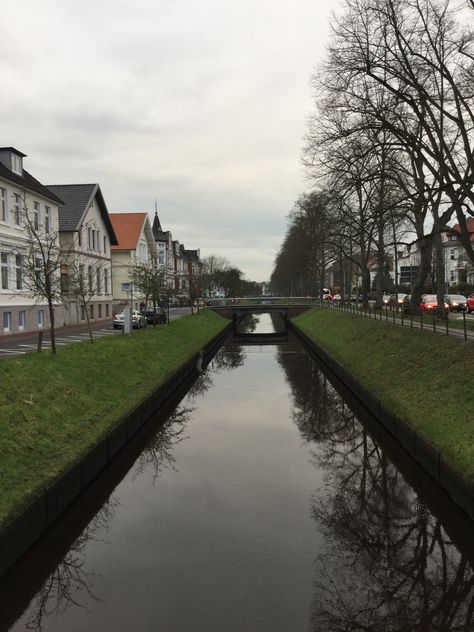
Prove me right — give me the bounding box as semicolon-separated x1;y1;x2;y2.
293;307;474;483
0;310;227;529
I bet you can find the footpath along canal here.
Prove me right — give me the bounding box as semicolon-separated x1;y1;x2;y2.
1;314;474;631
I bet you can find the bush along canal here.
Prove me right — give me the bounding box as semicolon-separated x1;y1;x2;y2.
1;313;474;631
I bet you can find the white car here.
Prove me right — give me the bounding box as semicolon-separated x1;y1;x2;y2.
113;310;145;329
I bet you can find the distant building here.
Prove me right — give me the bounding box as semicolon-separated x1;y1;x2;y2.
109;212;158;311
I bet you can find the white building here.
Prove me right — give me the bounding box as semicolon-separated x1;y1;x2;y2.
109;212;158;311
47;183;118;325
0;147;64;336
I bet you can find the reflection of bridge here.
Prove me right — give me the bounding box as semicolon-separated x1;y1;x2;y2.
210;302;315;344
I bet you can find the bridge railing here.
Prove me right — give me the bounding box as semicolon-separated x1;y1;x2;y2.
205;297;320;307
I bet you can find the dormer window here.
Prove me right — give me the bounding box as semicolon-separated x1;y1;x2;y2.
11;153;22;175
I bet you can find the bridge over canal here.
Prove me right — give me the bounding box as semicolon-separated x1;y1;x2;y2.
209;301;315;344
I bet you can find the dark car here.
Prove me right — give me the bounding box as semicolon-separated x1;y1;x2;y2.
388;293;408;309
144;307;167;324
444;294;467;312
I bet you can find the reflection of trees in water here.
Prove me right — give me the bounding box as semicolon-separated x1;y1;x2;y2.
277;348;474;632
134;405;193;483
237;314;259;333
211;346;246;371
26;496;119;632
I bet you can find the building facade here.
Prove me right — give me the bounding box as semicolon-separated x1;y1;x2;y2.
0;147;64;336
109;212;158;311
47;183;118;325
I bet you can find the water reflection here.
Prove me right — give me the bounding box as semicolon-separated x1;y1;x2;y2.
14;400;203;632
24;497;118;632
277;348;474;632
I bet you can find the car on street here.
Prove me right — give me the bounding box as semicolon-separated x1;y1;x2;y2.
382;294;391;306
467;293;474;314
444;294;467;312
388;293;408;309
332;293;342;302
113;310;145;329
145;307;167;324
419;294;449;314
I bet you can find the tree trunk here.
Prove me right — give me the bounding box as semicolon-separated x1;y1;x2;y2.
411;237;433;311
48;300;56;354
433;229;446;319
85;303;93;342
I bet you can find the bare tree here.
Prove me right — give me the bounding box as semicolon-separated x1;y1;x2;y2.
18;191;61;353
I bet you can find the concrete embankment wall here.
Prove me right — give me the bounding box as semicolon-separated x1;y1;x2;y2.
289;322;474;520
0;323;232;577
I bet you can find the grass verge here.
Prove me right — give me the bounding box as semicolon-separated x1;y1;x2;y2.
293;307;474;484
0;310;227;529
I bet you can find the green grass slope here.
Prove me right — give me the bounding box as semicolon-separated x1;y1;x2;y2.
293;308;474;483
0;310;227;528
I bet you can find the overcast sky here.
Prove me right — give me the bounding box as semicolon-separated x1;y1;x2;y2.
0;0;337;281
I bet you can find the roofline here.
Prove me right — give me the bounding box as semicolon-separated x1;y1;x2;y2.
0;147;27;157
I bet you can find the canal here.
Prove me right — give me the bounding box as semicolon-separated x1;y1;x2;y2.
2;314;474;631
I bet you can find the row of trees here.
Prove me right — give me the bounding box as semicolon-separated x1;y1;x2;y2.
272;0;474;312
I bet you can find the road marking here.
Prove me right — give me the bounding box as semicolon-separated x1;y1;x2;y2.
0;348;26;354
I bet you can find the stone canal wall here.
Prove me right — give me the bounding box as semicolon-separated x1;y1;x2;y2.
0;322;232;577
289;321;474;520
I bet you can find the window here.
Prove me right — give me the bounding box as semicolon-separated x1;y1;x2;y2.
13;194;21;226
103;235;107;253
90;304;94;319
450;270;455;282
45;206;51;234
18;310;25;330
98;304;102;318
3;311;11;331
450;249;456;261
104;269;109;294
96;268;101;294
105;303;109;317
1;252;9;289
81;305;86;321
11;154;22;175
88;228;92;249
88;266;93;293
37;310;44;328
15;254;22;290
92;230;96;250
33;202;40;229
60;264;69;294
0;188;6;222
35;257;43;288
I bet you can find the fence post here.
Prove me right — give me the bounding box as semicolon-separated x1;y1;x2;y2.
463;311;467;341
445;313;449;336
432;313;436;333
37;331;43;353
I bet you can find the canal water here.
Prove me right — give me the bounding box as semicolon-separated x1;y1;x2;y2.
2;314;474;631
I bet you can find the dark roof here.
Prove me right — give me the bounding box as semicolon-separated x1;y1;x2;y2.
184;249;200;261
0;147;27;157
47;183;118;245
152;211;162;239
0;162;63;205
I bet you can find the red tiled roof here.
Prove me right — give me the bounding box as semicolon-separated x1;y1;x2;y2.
452;217;474;242
109;212;146;250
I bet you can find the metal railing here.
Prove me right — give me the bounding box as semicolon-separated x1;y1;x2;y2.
320;299;474;341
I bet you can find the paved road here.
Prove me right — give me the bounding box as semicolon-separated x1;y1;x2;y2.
0;307;193;358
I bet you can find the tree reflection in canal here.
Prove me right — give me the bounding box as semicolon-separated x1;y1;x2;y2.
277;348;474;632
21;399;201;632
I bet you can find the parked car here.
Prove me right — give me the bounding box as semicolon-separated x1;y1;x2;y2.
113;310;145;329
388;293;408;309
444;294;467;312
332;293;342;302
145;307;167;324
419;294;449;314
468;294;474;314
381;294;391;306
